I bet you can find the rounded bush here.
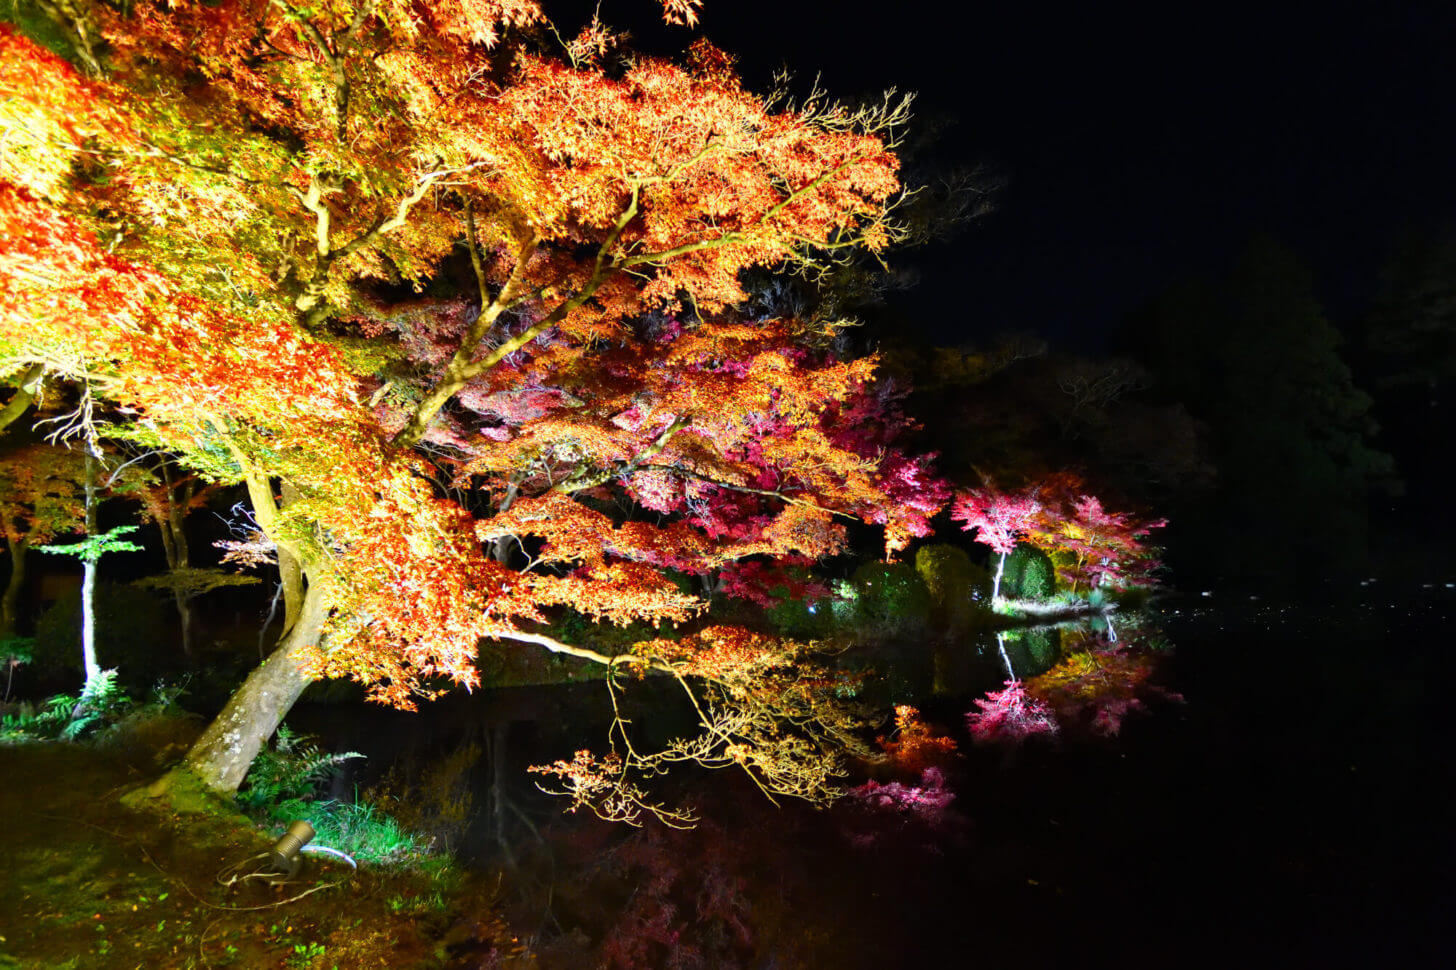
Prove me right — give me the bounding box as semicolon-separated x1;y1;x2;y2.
849;560;932;640
915;544;992;633
34;582;174;690
1002;545;1056;600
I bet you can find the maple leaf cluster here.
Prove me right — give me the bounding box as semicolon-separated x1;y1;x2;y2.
0;443;87;549
841;767;963;850
876;704;959;775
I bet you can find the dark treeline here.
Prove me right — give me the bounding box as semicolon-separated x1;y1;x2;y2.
872;231;1454;592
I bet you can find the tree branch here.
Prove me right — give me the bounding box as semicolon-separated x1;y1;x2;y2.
552;415;692;493
0;364;45;434
392;186;642;449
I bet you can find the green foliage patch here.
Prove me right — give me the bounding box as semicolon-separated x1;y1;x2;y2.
1002;544;1056;600
235;724;363;811
914;543;992;633
848;560;932;640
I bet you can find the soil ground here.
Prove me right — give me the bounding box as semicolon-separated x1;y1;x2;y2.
0;742;523;970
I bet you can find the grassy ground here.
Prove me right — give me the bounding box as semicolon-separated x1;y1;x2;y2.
0;743;526;969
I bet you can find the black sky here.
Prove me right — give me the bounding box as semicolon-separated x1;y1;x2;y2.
562;0;1456;348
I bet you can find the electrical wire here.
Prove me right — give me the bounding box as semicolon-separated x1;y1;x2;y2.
301;844;358;868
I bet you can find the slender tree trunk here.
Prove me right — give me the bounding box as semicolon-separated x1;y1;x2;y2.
489;476;520;564
992;550;1007;602
997;632;1015;681
171;580;329;794
1;534;27;639
79;453;100;687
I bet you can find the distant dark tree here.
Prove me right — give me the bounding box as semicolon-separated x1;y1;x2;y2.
1364;230;1456;395
1122;237;1393;582
903;337;1210;509
0;443;84;637
111;456;255;661
1357;230;1456;539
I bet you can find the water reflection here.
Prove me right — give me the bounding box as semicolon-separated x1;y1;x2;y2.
298;610;1182;967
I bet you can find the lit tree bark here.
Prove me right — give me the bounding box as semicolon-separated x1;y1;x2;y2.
172;578;327;793
165;454;322;794
79;452;100;687
0;364;44;434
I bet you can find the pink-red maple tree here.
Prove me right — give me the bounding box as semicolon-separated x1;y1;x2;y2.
950;484;1042;600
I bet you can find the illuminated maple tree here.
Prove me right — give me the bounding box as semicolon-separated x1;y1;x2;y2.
965;679;1059;747
0;443;85;638
1024;478;1166;593
953;474;1165;598
950;484;1042;601
0;3;930;817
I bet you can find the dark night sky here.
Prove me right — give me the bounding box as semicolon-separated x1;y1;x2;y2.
560;0;1456;349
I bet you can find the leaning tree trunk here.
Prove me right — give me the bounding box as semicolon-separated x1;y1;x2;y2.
169;580;329;794
1;534;27;639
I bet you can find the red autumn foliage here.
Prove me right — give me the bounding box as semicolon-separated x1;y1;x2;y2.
877;704;959;775
965;679;1060;747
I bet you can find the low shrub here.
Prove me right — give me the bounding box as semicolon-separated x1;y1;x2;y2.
1002;545;1056;600
848;561;932;641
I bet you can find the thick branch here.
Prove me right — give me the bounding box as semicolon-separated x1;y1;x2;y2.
0;364;45;433
392;187;642;449
496;629;674;674
640;461;858;520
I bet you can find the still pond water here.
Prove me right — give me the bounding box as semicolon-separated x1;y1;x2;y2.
292;589;1450;967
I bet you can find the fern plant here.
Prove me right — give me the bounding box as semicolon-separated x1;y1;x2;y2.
236;725;364;811
0;669;130;741
61;668;129;739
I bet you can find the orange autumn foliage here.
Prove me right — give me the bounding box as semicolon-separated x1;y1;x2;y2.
0;4;932;810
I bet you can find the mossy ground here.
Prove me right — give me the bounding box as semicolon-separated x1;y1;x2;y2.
0;743;526;969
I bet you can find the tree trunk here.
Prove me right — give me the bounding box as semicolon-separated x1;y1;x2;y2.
174;581;328;794
276;482;306;635
80;558;99;684
489;476;520;564
80;453;100;687
1;534;27;639
159;469;195;660
997;632;1015;681
992;550;1007;602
